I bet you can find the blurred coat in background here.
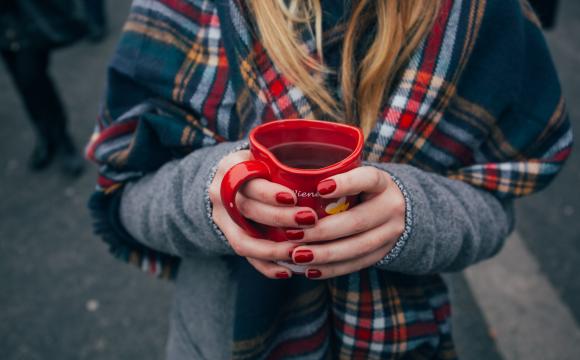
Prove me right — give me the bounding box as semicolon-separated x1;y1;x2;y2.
0;0;88;176
84;0;107;42
529;0;560;29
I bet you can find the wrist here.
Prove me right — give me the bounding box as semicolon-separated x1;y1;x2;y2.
204;141;250;247
374;171;414;268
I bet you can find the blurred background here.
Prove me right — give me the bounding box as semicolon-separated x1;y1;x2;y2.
0;0;578;359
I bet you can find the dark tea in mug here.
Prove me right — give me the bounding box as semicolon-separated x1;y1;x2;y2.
269;142;352;169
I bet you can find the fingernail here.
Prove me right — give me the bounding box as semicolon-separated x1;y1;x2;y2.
307;269;322;278
276;192;295;205
294;249;314;264
286;229;304;241
317;179;336;195
275;271;290;279
295;210;316;225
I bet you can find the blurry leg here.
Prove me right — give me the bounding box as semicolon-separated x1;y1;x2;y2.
1;48;84;176
2;48;61;169
529;0;559;30
84;0;107;42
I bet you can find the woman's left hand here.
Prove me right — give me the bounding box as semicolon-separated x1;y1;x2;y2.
289;166;406;279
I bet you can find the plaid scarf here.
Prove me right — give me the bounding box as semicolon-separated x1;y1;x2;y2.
86;0;572;358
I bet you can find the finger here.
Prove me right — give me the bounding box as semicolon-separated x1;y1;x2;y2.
209;150;251;204
213;203;297;261
296;190;403;243
246;258;294;279
317;166;388;198
214;150;251;180
240;178;297;206
290;220;402;266
303;243;393;280
236;193;318;228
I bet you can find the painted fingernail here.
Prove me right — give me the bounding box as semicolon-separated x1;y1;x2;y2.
295;210;316;225
286;229;304;241
307;269;322;278
294;249;314;264
317;179;336;195
276;192;295;205
276;271;290;279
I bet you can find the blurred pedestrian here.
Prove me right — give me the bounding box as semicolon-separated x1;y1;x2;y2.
0;0;87;176
86;1;572;359
529;0;560;29
84;0;107;42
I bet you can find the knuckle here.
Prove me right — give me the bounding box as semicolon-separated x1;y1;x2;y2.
361;236;377;254
394;195;406;217
236;197;252;217
319;267;333;279
394;218;406;237
318;247;332;263
309;224;327;242
351;215;368;234
272;211;287;227
247;180;269;200
263;246;277;260
208;186;220;204
216;156;231;171
370;169;383;189
342;173;355;191
388;193;406;226
211;207;219;222
230;239;247;257
353;262;366;274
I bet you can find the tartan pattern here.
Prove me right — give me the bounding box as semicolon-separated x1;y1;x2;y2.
85;0;572;358
329;270;454;359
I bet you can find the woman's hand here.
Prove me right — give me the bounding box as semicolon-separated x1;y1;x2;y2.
208;150;318;279
288;166;406;279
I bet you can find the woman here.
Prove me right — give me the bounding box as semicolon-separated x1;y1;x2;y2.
1;0;86;176
87;0;572;358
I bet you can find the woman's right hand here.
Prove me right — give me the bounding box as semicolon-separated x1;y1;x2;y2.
208;150;318;279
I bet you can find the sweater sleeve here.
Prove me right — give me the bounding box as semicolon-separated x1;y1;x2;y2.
369;163;514;274
118;140;248;258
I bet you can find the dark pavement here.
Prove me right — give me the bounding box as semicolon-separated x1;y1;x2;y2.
517;0;580;322
0;1;578;359
1;2;171;359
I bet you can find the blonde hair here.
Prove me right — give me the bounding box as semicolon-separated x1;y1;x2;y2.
246;0;441;136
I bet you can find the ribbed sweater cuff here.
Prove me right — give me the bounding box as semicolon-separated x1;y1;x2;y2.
204;142;250;248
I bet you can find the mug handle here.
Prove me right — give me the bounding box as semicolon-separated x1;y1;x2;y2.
220;160;271;238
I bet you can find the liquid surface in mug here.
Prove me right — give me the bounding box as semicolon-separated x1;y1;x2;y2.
269;142;352;169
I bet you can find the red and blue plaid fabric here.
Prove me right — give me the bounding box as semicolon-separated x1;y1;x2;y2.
86;0;572;358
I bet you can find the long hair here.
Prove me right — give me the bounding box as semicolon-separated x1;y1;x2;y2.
246;0;441;136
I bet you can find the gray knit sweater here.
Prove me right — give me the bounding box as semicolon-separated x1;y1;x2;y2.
119;140;513;359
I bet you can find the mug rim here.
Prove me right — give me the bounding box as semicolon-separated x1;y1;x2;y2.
249;119;364;176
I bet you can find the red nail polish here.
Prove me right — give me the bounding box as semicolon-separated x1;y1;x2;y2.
276;272;290;279
317;179;336;195
286;229;304;241
307;269;322;278
294;249;314;264
276;192;295;205
295;211;316;225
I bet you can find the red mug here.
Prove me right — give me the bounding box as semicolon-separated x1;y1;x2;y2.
220;119;364;271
